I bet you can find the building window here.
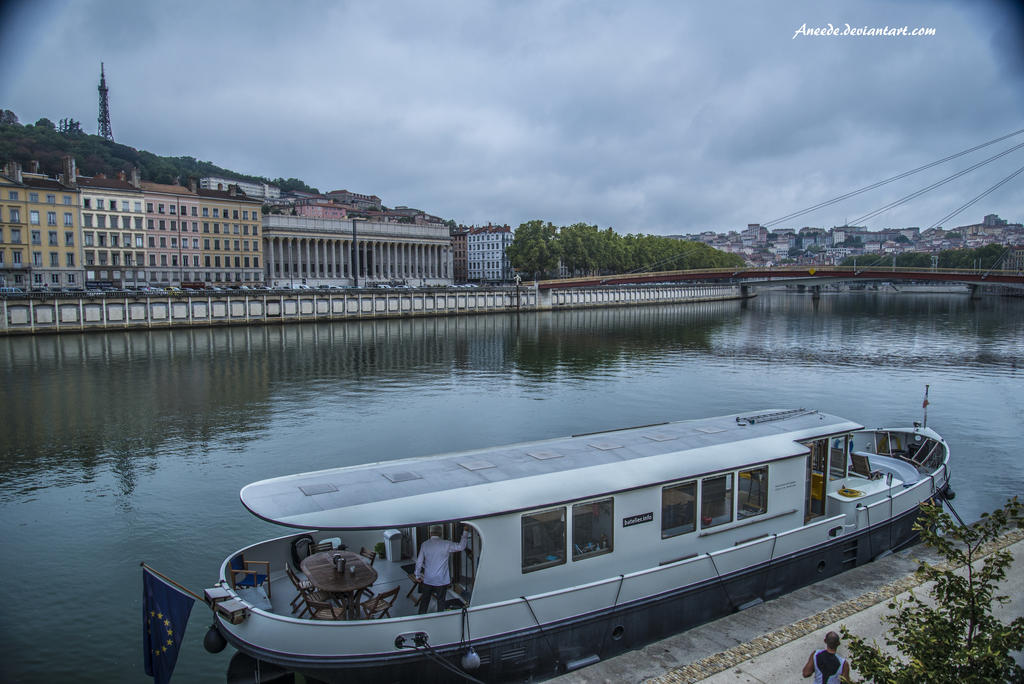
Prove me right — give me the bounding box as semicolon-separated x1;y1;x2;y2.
29;211;40;225
135;235;143;247
147;236;155;247
97;215;106;229
202;207;208;217
49;252;58;266
95;198;103;210
737;467;769;519
146;203;153;213
149;254;156;266
65;232;74;246
169;205;176;215
64;212;72;226
158;204;164;214
63;195;71;205
29;192;39;202
572;498;613;561
8;191;18;200
134;201;142;212
32;251;42;266
159;237;166;248
134;217;143;229
158;220;165;230
48;231;57;246
31;230;41;245
66;253;75;267
46;212;56;226
83;198;91;209
12;250;22;264
521;507;566;573
700;474;734;529
46;194;55;204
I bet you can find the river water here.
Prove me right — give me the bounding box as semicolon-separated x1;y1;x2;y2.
1;291;1021;683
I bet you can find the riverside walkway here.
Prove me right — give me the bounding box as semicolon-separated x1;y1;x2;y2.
554;529;1024;683
0;283;743;335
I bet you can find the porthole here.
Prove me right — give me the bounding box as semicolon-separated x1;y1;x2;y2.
611;625;624;641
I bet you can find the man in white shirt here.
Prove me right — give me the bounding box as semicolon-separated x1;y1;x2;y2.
414;525;469;614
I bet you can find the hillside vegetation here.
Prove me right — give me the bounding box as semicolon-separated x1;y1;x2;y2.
0;109;317;193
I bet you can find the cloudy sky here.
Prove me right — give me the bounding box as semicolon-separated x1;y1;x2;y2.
2;0;1022;235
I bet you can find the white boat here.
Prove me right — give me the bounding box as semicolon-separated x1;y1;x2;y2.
206;408;951;682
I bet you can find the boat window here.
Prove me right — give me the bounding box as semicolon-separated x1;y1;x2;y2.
700;474;733;528
521;508;566;573
572;498;613;561
737;466;768;519
829;436;849;480
661;481;697;538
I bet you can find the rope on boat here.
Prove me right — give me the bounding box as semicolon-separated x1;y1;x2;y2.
759;533;780;601
521;595;561;672
706;552;738;611
394;630;487;684
414;637;487;684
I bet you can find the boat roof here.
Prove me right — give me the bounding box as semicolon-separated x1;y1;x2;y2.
240;409;862;529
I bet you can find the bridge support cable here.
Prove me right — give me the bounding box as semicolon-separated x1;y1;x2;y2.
925;162;1024;232
848;141;1024;227
763;126;1024;228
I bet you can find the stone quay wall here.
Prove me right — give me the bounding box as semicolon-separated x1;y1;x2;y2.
0;284;742;336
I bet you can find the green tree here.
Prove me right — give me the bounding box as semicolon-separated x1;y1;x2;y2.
0;109;19;126
34;117;55;130
843;497;1024;683
507;220;560;278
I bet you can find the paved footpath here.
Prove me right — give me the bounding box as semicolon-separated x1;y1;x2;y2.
553;530;1024;683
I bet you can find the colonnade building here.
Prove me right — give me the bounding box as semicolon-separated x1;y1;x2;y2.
262;215;453;288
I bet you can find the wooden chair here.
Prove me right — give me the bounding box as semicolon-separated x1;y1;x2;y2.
306;597;347;621
850;453;872;478
312;540;334;553
228;555;271;598
359;547;377;566
284;563;319;613
360;586;399;619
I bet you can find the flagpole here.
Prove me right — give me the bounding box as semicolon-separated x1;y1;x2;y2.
141;562;206;603
922;384;930;428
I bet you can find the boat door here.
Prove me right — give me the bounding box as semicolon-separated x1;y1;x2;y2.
804;439;828;523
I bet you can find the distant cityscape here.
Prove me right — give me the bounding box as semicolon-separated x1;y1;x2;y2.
677;214;1024;268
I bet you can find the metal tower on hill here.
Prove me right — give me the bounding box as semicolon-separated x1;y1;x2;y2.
97;62;113;140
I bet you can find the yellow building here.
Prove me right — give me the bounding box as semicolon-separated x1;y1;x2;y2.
1;160;83;290
196;184;263;285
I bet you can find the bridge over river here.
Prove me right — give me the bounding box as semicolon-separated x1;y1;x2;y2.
537;265;1024;292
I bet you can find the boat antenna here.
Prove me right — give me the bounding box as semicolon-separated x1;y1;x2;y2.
922;385;930;428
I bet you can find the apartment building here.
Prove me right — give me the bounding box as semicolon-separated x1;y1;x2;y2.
467;224;513;283
1;160;83;290
196;185;263;285
78;169;146;288
140;181;200;286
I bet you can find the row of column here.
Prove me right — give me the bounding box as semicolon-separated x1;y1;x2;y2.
263;237;451;283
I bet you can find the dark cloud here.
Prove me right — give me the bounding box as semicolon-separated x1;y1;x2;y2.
1;0;1021;234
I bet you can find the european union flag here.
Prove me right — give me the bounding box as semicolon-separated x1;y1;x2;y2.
142;566;195;684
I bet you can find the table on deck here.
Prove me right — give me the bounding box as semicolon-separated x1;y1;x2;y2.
300;550;378;618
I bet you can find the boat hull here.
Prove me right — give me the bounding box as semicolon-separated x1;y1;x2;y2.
221;491;939;683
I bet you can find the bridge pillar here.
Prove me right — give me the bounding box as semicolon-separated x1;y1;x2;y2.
968;284;981;300
811;285;821;300
740;284;750;299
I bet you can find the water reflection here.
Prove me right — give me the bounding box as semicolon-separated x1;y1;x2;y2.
0;292;1021;684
